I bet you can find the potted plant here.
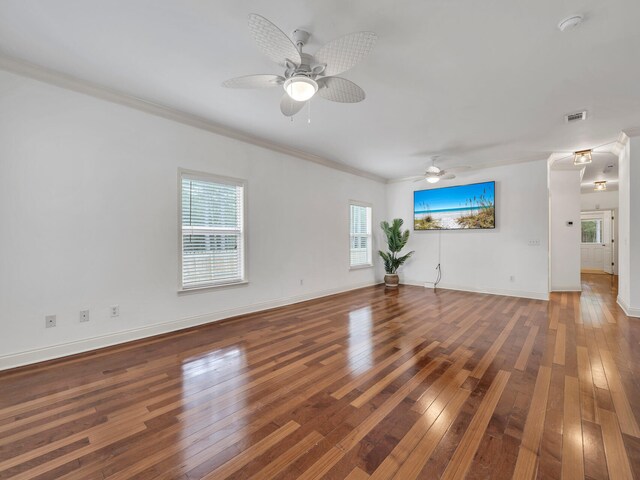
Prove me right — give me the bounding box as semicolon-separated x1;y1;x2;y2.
378;218;414;287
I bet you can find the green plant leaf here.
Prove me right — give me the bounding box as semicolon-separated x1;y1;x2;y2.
379;218;413;274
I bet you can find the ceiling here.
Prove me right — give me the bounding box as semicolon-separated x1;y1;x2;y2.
581;152;619;192
553;150;620;192
1;0;640;180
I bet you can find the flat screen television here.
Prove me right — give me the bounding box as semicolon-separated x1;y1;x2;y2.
414;181;495;230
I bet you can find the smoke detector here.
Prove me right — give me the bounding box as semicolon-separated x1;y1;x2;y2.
558;15;583;32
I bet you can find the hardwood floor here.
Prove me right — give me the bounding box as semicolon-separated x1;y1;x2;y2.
1;274;639;479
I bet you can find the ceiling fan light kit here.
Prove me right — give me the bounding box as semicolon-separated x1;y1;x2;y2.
283;76;318;102
223;14;376;117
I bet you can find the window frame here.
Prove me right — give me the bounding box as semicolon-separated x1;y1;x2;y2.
580;217;603;245
178;168;248;293
349;200;373;270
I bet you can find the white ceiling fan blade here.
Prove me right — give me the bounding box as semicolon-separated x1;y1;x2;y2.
317;77;365;103
442;174;456;180
248;14;302;66
314;32;377;76
222;74;285;88
280;93;306;117
413;177;427;183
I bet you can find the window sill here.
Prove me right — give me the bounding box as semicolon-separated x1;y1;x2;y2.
350;264;374;271
178;280;249;295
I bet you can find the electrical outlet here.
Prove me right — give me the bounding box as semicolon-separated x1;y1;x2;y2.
528;239;540;246
80;310;90;322
510;275;515;282
110;305;120;318
300;279;304;286
45;315;56;328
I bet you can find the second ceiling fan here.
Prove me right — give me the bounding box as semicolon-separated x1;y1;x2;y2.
414;157;471;184
223;14;377;117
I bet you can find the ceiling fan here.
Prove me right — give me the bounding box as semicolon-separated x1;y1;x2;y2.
222;14;377;117
414;157;470;184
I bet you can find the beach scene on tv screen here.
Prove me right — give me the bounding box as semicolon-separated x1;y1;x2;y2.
414;182;495;230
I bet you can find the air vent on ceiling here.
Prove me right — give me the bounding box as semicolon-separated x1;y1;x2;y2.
565;110;587;122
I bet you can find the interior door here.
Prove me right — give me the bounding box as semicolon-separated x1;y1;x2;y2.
580;211;613;273
602;213;613;274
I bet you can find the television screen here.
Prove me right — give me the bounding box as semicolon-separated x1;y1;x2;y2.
414;181;495;230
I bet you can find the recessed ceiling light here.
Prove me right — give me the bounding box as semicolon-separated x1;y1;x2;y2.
594;181;607;191
558;15;583;32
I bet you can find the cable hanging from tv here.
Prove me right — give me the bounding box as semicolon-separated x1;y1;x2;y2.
425;230;442;291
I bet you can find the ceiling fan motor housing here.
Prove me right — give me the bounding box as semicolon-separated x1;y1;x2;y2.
292;29;311;48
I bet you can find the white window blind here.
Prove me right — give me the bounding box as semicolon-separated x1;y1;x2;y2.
350;203;372;267
180;173;246;289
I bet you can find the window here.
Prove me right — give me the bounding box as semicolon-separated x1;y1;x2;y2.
350;203;372;268
581;219;603;244
180;171;246;290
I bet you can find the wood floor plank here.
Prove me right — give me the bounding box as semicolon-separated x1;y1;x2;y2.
470;310;520;379
562;376;585;480
440;370;511;479
512;365;552;479
598;349;640;437
599;408;634;479
346;466;370;479
350;341;439;408
554;322;566;365
200;420;300;480
0;274;635;480
514;326;539;371
249;430;323;480
391;388;471;480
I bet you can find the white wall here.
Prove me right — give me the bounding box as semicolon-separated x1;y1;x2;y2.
0;70;386;369
618;135;640;316
386;161;549;300
581;190;619;211
549;170;582;291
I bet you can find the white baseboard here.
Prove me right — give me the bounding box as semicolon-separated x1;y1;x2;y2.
403;279;549;301
0;281;380;371
617;296;640;318
550;285;582;292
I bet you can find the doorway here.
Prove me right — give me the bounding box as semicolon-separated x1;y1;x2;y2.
580;210;614;274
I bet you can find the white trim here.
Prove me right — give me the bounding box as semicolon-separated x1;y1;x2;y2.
349;202;373;269
178;169;248;290
0;54;386;184
0;281;381;371
178;280;249;295
550;286;583;292
402;279;550;301
348;199;373;208
617;296;640;318
350;264;373;271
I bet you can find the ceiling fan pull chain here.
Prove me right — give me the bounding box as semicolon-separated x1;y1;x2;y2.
308;100;311;124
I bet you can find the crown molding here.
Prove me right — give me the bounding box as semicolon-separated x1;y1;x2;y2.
0;54;387;184
622;128;640;139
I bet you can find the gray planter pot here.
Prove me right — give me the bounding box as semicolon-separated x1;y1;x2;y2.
384;274;399;288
